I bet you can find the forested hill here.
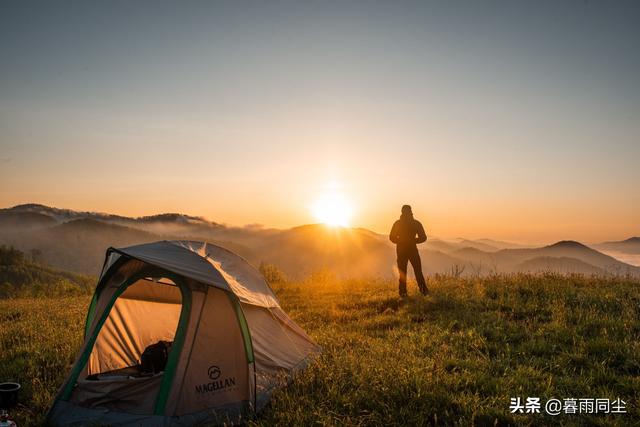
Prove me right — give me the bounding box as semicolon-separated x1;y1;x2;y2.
0;246;93;297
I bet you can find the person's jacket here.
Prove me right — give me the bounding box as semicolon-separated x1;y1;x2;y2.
389;214;427;249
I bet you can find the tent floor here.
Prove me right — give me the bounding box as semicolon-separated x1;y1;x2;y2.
86;365;158;381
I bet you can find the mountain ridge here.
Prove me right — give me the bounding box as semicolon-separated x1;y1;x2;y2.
1;204;638;278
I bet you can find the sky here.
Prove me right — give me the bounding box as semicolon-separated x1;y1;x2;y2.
1;1;638;243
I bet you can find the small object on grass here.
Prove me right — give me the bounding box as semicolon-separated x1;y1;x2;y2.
0;383;20;409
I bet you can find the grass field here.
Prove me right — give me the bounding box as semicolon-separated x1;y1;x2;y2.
1;273;639;426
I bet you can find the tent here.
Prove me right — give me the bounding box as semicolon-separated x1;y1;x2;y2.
47;240;320;426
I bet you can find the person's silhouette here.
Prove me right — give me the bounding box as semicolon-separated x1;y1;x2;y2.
389;205;428;297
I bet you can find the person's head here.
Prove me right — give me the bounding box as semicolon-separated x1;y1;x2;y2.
401;204;412;216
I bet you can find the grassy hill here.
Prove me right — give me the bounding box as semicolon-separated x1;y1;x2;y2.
1;273;639;425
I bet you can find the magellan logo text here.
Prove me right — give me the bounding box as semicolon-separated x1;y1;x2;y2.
195;365;236;395
208;365;221;380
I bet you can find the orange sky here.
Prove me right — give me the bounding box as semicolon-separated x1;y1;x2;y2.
1;2;639;244
1;164;637;244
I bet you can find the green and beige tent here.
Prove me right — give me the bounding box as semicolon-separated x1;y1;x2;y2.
47;240;319;426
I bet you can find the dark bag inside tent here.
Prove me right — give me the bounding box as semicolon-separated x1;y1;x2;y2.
140;340;173;374
86;340;174;381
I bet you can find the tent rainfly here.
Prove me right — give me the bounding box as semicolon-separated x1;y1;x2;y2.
47;240;320;426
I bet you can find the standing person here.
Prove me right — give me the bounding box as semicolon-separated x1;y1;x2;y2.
389;205;429;297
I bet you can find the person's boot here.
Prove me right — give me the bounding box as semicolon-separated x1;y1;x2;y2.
399;282;408;298
419;283;429;296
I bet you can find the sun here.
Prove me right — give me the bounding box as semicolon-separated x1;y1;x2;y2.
312;191;353;227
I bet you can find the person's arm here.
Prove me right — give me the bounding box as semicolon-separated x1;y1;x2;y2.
389;221;399;244
415;221;427;244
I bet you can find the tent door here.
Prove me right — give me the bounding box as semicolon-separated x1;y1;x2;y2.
60;269;191;416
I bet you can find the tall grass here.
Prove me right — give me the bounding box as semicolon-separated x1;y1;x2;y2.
258;273;640;426
0;296;88;425
1;273;639;426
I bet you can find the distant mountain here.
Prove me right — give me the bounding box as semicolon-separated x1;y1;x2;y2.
448;247;514;274
453;239;499;252
496;241;639;275
0;203;275;244
137;213;211;224
0;210;57;229
5;203;131;223
423;239;460;253
424;238;530;253
472;238;532;250
515;256;606;275
1;204;638;279
0;218;158;275
3;203;225;230
255;224;393;278
419;249;468;275
594;237;640;255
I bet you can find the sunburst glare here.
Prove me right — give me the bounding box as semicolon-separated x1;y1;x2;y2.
311;189;353;227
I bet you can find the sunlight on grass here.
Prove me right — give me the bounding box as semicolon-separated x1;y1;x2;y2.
1;274;639;425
